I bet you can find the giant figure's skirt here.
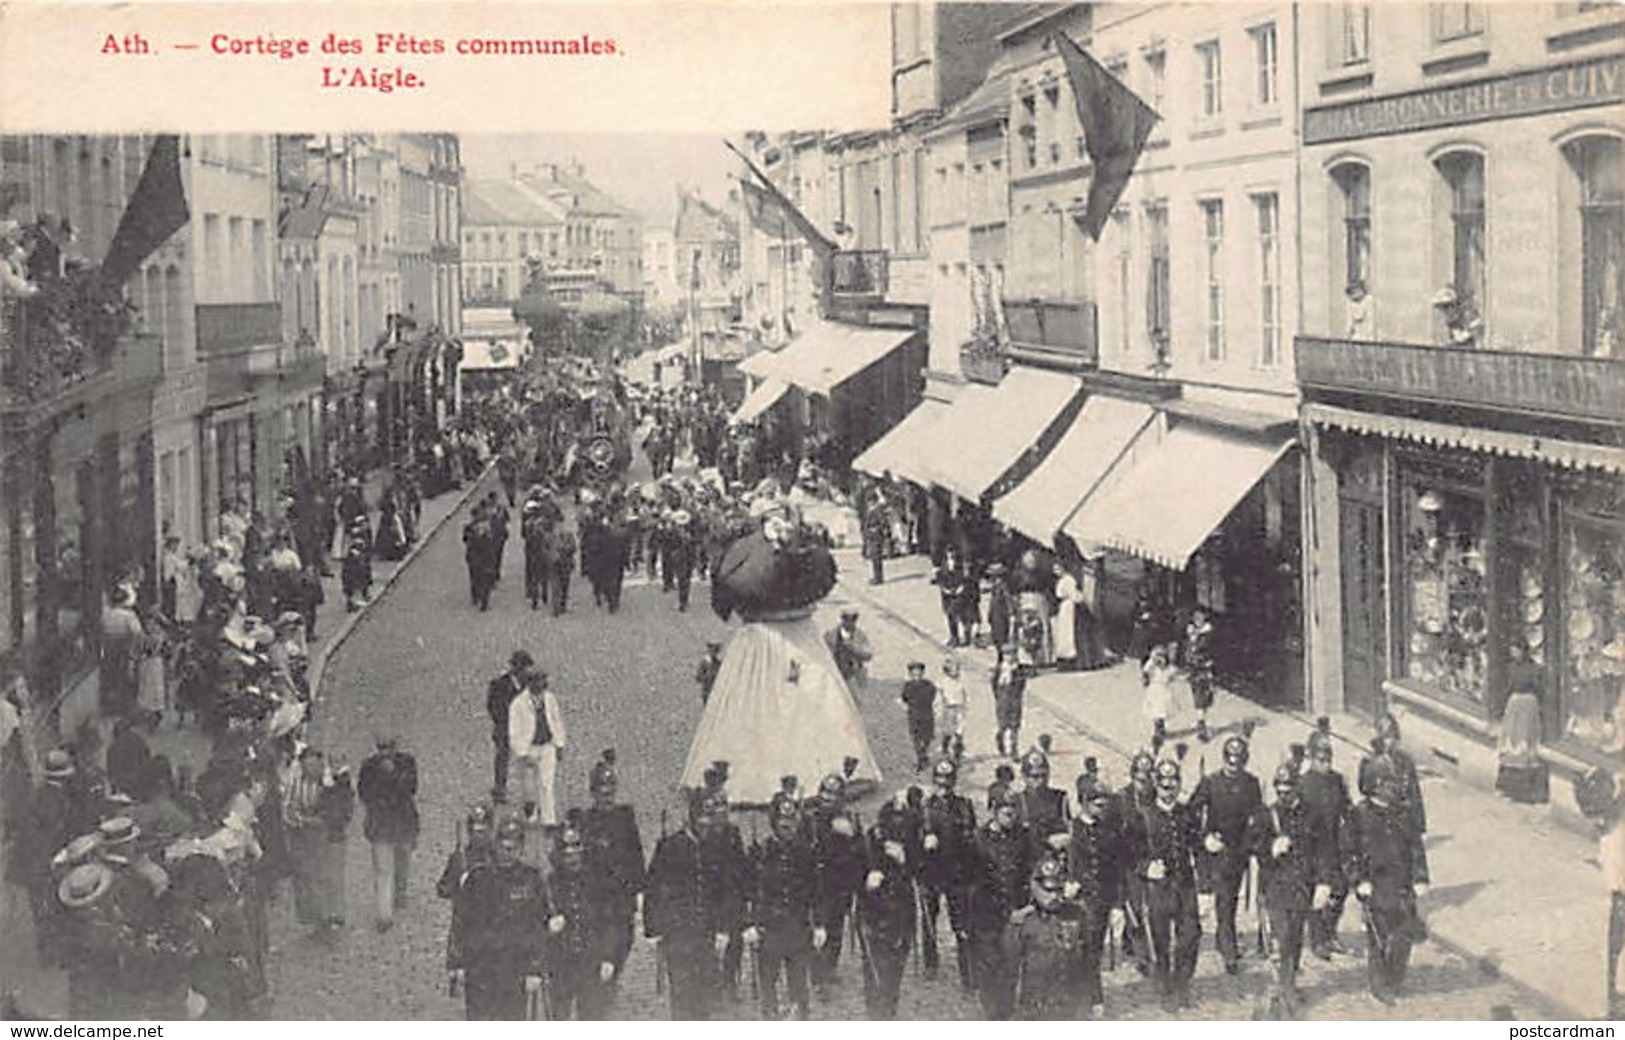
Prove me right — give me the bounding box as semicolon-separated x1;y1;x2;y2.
681;611;881;805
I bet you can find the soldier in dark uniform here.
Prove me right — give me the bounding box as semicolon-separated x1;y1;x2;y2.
804;773;865;987
1007;855;1089;1020
1189;733;1265;975
1131;757;1202;1012
644;783;748;1019
1300;727;1354;959
1252;763;1327;1018
1068;761;1124;1018
577;749;645;977
1016;746;1069;860
597;514;631;613
547;525;576;617
1116;749;1158;976
521;497;553;611
745;791;821;1019
1344;753;1429;1006
856;795;917;1019
446;817;551;1020
966;787;1032;1020
664;510;698;612
546;819;620;1019
918;757;978;988
436;804;495;900
463;511;496;612
1358;713;1429;882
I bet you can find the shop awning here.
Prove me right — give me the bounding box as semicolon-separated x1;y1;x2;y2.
929;366;1083;502
656;342;689;363
1304;402;1625;475
1063;424;1296;570
992;396;1156;545
730;378;790;426
851;399;953;481
740;320;917;396
738;348;781;379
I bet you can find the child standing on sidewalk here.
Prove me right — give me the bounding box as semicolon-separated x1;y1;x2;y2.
1143;643;1177;746
900;661;939;773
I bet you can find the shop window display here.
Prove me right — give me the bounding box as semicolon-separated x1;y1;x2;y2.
1403;485;1489;705
1562;522;1623;754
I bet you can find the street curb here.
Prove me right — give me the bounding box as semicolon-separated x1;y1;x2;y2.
307;464;494;706
834;560;1580;1019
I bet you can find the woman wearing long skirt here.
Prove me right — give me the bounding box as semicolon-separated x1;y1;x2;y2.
1052;563;1081;671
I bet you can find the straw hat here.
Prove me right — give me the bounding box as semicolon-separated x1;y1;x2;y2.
58;862;114;909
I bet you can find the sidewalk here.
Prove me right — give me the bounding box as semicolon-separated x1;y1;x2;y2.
836;549;1610;1020
52;464;495;778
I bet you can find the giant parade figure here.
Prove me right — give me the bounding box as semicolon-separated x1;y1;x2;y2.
681;494;880;805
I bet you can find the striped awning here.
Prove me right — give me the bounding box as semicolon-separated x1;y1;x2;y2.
851;399;952;482
1304;403;1625;474
730;378;790;426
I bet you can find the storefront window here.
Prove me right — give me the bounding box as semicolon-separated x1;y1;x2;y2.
1402;479;1489;706
1561;521;1623;755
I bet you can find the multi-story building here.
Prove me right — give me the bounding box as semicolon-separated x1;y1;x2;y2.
1;135;166;702
460;177;566;306
1293;3;1624;800
674;188;742;337
641;224;680;312
517;162;643;305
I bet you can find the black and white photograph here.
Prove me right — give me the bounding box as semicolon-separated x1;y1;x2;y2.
0;0;1621;1025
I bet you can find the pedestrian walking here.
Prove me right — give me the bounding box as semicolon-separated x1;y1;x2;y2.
356;737;419;932
545;821;620;1019
805;773;865;987
437;804;495;901
1142;643;1177;746
985;563;1015;651
1182;608;1216;743
1253;762;1329;1019
1016;748;1069;857
861;494;889;586
1301;726;1354;959
967;787;1032;1020
825;609;873;693
1068;765;1124;1019
666;510;697;612
992;647;1027;759
744;791;822;1020
936;550;971;648
282;748;353;936
1131;758;1203;1012
507;671;566;828
899;661;938;773
342;518;374;612
486;652;532;803
1052;562;1082;671
937;657;967;763
918;758;978;988
578;750;646;983
446;818;550;1020
1576;767;1624;1018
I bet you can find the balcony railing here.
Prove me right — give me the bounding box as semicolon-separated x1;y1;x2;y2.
1295;335;1625;425
195;302;283;355
1002;298;1099;369
830;250;889;298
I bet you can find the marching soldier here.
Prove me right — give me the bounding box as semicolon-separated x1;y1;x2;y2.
577;749;645;978
1068;761;1124;1018
1188;733;1264;976
463;510;497;612
1358;713;1429;881
1301;727;1354;959
547;525;577;617
1252;763;1328;1018
446;817;551;1020
805;772;865;987
1117;749;1158;976
1007;855;1090;1020
745;790;822;1019
545;819;620;1020
966;786;1032;1020
1016;745;1069;859
665;510;698;612
521;496;553;611
1131;758;1202;1012
918;757;978;988
644;782;749;1019
436;804;495;900
856;795;917;1019
1344;753;1429;1006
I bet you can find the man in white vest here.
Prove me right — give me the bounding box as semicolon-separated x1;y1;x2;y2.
508;670;567;829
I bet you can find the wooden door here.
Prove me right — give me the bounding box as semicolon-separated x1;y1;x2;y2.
1339;498;1386;719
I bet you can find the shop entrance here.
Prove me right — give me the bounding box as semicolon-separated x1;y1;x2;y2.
1339;496;1385;719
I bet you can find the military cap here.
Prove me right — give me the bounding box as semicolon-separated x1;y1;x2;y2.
818;773;846;800
554;824;586;855
465;804;495;831
1222;735;1251;767
1306;729;1335;758
53;833;102;870
495;817;527;846
1021;748;1050;779
1272;763;1299;791
769;791;801;822
989;785;1020;812
906;660;926;673
840;607;860;620
1364;752;1401;787
1154;758;1182;786
58;862;115;910
1032;855;1067;890
931;758;958;784
1130;750;1156;778
509;650;536;673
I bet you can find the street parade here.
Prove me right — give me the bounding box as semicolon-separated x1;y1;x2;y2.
4;27;1625;1020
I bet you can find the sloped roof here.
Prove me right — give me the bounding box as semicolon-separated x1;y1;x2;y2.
675;192;738;243
464;178;567;227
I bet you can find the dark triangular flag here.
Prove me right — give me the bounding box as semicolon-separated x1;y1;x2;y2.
723;139;837;263
101;135;190;287
738;176;790;240
1052;32;1160;241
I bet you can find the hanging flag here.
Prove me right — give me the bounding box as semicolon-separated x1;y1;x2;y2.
722;139;837;263
1051;32;1160;241
738;176;790;239
101;135;190;287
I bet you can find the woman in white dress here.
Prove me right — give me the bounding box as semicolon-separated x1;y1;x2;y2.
1053;562;1081;671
